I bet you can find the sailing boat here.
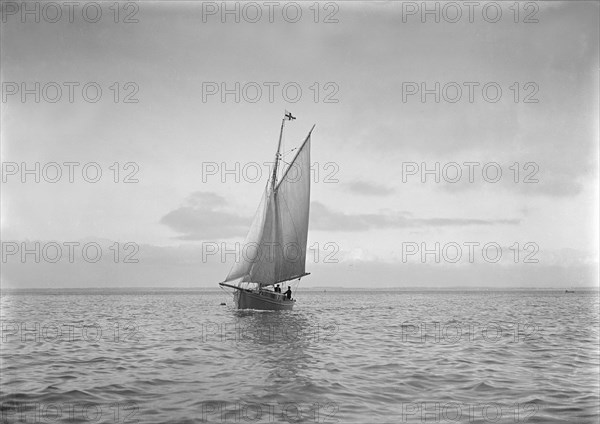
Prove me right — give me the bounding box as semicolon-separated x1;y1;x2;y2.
219;113;314;310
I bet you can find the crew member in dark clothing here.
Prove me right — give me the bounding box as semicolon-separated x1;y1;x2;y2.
275;284;281;293
285;287;292;300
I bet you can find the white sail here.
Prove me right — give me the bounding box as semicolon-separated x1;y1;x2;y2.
224;187;270;283
223;127;312;287
273;135;311;283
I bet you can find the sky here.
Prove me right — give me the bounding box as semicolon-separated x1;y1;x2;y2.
1;0;598;288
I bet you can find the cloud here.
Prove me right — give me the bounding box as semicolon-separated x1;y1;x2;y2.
346;181;394;196
160;191;249;240
2;240;596;289
310;201;520;232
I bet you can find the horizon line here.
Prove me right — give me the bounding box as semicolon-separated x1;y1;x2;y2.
1;286;598;291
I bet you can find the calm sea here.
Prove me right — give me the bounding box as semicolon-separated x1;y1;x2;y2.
1;289;598;424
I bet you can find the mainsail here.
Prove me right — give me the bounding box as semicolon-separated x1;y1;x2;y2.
224;122;313;287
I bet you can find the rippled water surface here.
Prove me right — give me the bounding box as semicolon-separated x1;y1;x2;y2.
1;289;599;423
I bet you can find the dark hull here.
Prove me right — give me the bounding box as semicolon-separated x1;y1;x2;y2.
234;289;295;310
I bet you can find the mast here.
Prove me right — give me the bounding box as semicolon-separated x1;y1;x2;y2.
271;118;286;191
271;117;285;283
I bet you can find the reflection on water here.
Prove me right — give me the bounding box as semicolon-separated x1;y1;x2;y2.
0;289;598;423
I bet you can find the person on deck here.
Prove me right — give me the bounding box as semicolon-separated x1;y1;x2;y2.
275;284;281;293
285;287;292;300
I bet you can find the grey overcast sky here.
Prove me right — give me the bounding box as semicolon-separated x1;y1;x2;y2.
1;1;598;288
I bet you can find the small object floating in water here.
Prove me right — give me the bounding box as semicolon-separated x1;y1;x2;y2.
220;302;226;306
565;290;575;293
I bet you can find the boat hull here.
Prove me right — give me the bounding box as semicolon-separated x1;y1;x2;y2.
234;289;295;311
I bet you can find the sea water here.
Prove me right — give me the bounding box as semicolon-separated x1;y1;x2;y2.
1;289;598;423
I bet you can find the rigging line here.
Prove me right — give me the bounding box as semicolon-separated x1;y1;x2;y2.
219;283;234;294
275;137;310;191
281;147;298;157
275;125;314;192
